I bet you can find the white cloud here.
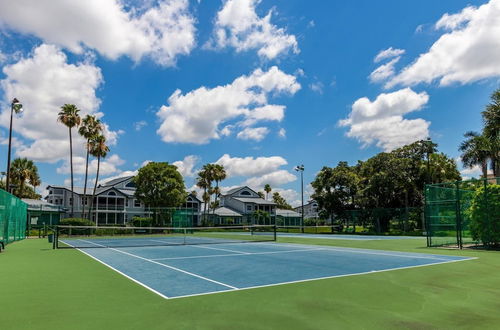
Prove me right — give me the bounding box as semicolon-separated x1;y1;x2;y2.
0;44;120;162
0;0;196;66
387;0;500;87
215;154;288;178
172;155;199;177
134;120;147;131
156;66;300;144
206;0;299;59
339;88;430;151
244;169;296;188
374;47;405;63
309;81;324;94
369;57;400;83
236;126;269;141
278;128;286;138
57;154;125;176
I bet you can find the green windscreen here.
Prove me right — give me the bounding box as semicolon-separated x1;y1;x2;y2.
0;189;28;245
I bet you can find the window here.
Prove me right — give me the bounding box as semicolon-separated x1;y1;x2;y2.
108;191;116;196
134;199;141;207
125;182;136;188
240;190;251;196
69;198;73;206
246;205;252;212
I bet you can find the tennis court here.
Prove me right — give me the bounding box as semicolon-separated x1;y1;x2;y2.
60;230;473;299
275;232;422;240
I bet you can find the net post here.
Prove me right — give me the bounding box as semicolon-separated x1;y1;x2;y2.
53;226;57;249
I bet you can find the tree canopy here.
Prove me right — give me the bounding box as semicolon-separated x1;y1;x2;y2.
272;192;293;210
134;162;187;208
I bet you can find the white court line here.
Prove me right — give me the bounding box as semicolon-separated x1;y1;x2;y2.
60;240;170;299
151;248;327;261
78;239;238;290
189;244;251;255
168;257;477;300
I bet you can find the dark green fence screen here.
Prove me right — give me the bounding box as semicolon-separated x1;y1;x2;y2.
0;189;28;245
426;177;500;248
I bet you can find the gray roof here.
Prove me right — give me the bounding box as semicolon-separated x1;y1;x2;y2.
48;185;125;196
225;187;243;195
276;209;301;217
117;189;135;197
100;175;134;187
233;197;276;205
22;199;64;211
211;206;242;217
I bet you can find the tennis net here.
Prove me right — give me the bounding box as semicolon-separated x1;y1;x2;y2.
54;225;276;249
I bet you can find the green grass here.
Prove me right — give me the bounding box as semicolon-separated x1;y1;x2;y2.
1;237;500;329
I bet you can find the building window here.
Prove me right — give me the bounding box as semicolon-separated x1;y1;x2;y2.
125;181;136;188
241;191;251;196
134;199;141;207
69;198;73;206
108;191;116;196
246;205;252;212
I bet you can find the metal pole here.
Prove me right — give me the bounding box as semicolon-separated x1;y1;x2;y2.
301;169;304;233
6;101;15;193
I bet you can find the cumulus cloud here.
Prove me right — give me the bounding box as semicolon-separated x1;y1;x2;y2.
172;155;199;177
0;44;120;162
387;0;500;87
57;154;125;176
339;88;430;151
156;66;300;144
244;169;296;188
206;0;299;59
374;47;405;63
236;127;269;141
215;154;288;178
0;0;196;66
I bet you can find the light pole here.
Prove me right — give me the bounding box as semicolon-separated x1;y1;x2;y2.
295;164;304;233
6;98;23;194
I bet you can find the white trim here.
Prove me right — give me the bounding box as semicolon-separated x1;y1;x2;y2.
189;244;251;255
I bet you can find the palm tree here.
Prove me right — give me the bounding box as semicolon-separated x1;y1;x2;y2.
482;88;500;176
88;135;109;223
58;104;81;216
459;131;490;178
78;115;103;219
212;164;226;214
264;184;272;200
9;158;39;197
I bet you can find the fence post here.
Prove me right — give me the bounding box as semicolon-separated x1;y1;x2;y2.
455;181;463;249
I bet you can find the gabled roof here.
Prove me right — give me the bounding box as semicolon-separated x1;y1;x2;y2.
276;209;301;217
232;197;276;205
47;185;128;197
100;175;134;187
210;206;242;217
223;186;259;197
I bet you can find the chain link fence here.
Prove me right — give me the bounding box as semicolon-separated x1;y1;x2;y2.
0;189;28;245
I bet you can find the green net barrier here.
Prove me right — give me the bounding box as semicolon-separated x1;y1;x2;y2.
425;177;500;248
0;189;28;245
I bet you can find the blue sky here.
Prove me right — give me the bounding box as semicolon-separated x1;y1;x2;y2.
0;0;498;205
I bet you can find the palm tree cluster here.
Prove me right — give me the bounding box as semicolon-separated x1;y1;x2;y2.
195;164;226;223
459;88;500;178
58;104;109;221
7;157;41;199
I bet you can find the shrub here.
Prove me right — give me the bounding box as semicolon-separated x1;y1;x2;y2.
60;218;95;226
469;184;500;248
131;217;153;227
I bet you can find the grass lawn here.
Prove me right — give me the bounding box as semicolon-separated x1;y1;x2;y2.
1;236;499;330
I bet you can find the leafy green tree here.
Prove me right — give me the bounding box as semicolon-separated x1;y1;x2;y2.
58;104;81;216
272;192;293;210
482;88;500;176
264;184;272;200
211;164;226;213
252;210;270;225
78;115;103;219
134;162;187;208
257;191;265;198
469;184;500;248
88;135;109;221
312;161;359;222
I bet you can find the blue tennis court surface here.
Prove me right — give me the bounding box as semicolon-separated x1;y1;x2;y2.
68;240;474;299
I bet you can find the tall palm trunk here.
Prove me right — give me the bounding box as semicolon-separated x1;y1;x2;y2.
82;142;90;219
213;180;219;215
203;188;208;224
89;155;101;225
481;160;488;179
69;127;75;217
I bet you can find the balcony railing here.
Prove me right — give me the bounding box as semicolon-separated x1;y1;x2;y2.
96;205;125;211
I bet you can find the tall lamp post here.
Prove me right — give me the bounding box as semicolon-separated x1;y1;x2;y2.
295;164;305;233
6;98;23;193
